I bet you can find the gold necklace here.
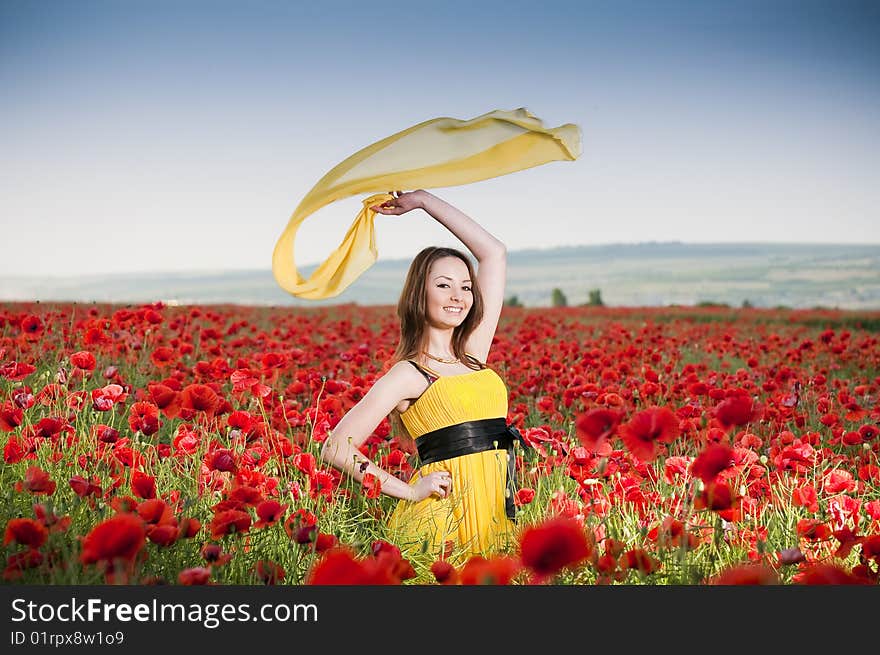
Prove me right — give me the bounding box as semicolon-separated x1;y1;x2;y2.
423;351;460;364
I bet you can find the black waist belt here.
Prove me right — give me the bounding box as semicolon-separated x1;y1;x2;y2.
415;417;526;521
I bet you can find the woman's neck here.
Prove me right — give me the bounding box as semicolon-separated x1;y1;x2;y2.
423;330;456;358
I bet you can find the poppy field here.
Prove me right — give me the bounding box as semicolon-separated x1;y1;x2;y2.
2;301;879;585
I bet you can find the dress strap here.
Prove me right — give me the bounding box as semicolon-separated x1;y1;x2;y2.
463;352;487;369
406;360;438;385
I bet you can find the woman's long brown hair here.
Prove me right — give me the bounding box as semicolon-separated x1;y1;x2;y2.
387;247;484;444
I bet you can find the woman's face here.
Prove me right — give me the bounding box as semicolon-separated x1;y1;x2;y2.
424;256;473;330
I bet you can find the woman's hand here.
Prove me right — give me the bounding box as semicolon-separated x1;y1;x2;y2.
408;470;452;501
370;190;428;215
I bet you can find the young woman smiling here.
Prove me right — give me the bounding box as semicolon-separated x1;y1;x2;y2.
320;189;522;562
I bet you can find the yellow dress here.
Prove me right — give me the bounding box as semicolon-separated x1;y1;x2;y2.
388;360;515;562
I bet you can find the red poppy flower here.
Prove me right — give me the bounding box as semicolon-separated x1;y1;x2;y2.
91;424;120;443
149;347;177;368
228;485;262;506
0;361;36;381
431;560;459;585
70;351;96;371
178;567;212;585
131;471;156;500
147;524;179;547
0;402;24;432
4;518;48;549
80;513;146;565
831;527;863;559
715;395;759;428
515;487;536;506
861;534;880;562
695;481;737;512
177;517;201;539
20;315;44;339
33;504;71;533
361;473;382;499
619;549;662;575
822;469;856;494
690;443;733;483
128;402;160;436
200;543;232;565
619;407;680;462
709;563;780;585
227;410;255;432
148;383;181;418
519;516;592;579
663;456;692;483
459;555;521;585
173;425;201;454
314;532;338;552
284;509;317;540
136;499;175;527
69;475;102;498
575;409;623;454
793;564;869;585
255;500;287;528
255;560;285;584
14;466;56;495
796;519;832;541
231;369;273;399
91;384;126;411
293;452;317;476
180;384;221;418
369;540;416;581
792;485;819;513
308;470;335;500
306;548;397;585
3;434;28;464
209;510;251;539
651;517;700;550
205;448;237;473
4;549;44;581
33;417;66;439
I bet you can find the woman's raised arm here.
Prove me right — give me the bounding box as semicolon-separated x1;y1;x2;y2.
371;190;507;362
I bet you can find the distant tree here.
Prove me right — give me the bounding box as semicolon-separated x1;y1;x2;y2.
587;288;604;307
741;299;753;308
504;294;523;307
551;288;568;307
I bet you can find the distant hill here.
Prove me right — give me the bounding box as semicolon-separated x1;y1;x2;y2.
2;242;879;309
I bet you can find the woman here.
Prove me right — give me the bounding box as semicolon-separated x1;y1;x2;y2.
320;189;517;562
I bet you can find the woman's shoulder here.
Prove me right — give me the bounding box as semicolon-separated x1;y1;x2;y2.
381;360;434;394
383;360;434;415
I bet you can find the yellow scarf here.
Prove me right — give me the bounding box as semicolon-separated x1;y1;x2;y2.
272;108;581;299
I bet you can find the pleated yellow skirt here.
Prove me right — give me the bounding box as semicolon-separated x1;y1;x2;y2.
388;448;515;563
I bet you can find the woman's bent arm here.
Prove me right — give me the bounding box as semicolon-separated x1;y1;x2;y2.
320;363;416;500
320;362;452;502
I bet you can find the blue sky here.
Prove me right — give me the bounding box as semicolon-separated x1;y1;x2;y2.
2;0;878;277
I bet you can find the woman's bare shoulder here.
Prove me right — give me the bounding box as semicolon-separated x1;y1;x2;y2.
378;360;430;414
374;360;428;397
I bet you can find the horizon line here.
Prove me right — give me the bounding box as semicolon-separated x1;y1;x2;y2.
5;240;879;282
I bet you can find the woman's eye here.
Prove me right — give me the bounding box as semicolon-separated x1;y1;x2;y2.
463;286;472;292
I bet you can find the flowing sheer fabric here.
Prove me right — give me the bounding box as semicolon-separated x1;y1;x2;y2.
272;108;581;299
